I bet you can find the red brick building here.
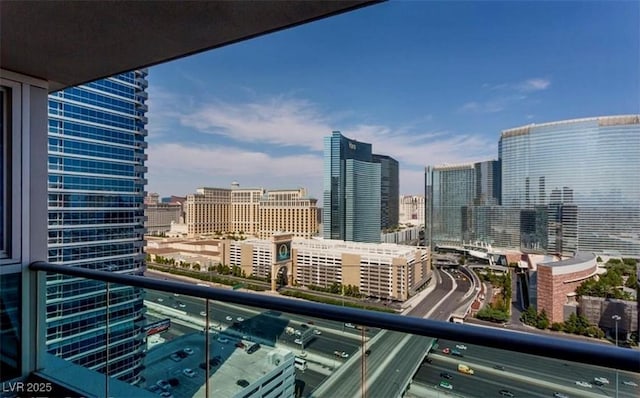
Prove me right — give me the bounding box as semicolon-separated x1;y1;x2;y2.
536;252;597;323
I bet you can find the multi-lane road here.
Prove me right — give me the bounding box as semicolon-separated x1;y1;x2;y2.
143;270;639;398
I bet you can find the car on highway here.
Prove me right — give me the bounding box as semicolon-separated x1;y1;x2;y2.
225;315;233;321
169;353;182;362
440;372;453;380
177;302;186;308
451;349;464;357
439;381;453;390
183;347;194;355
493;365;505;371
157;298;164;302
294;330;302;336
237;379;250;388
365;349;371;356
182;368;195;378
623;380;638;387
300;324;309;329
442;347;451;354
173;293;179;296
593;380;604;387
237;316;244;322
455;344;467;350
294;339;303;345
235;341;245;349
333;350;349;358
313;329;322;335
217;337;229;344
553;393;569;398
499;390;514;397
593;377;609;385
344;323;356;328
200;311;207;316
575;381;592;388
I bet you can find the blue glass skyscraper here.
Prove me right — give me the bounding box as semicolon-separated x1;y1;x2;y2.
500;115;640;257
46;70;148;383
372;154;399;230
323;131;381;243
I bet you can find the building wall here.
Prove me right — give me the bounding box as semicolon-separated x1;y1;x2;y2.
341;253;361;287
258;189;318;239
46;70;148;383
373;154;399;229
399;195;425;224
185;187;231;236
345;159;381;242
500;115;640;257
145;203;182;234
536;253;597;323
230;188;263;235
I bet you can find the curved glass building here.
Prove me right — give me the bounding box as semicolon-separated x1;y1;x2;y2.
47;70;148;383
500;115;640;258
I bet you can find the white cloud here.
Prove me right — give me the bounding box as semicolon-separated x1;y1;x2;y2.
517;78;551;92
179;97;330;151
146;142;324;197
147;92;498;198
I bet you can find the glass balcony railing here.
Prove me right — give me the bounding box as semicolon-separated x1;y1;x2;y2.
27;261;639;398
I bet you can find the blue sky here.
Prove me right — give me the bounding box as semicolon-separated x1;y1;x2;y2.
146;1;639;201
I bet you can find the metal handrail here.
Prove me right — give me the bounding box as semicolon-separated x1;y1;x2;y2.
30;261;640;373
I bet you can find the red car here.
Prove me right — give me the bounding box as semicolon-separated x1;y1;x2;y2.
442;347;451;354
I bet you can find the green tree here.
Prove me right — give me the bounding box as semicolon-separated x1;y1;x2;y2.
596;256;603;263
550;322;564;331
536;309;550;329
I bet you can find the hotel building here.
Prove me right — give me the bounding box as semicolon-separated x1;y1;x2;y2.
258;188;319;239
224;238;430;301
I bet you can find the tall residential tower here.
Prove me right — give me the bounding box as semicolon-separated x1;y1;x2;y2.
323;131;381;243
47;70;148;383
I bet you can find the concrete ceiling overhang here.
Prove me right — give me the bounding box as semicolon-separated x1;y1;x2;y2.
1;0;379;92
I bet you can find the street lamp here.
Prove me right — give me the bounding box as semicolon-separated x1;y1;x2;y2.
612;314;621;398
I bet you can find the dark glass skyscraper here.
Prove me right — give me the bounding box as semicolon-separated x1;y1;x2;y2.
46;70;148;382
373;154;399;230
323;131;381;242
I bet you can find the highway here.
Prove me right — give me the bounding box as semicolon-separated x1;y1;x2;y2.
312;269;467;398
412;338;640;398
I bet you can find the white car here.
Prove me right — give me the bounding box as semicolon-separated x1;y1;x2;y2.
313;329;322;335
575;381;592;388
183;347;194;355
344;323;356;328
237;316;244;322
182;368;195;378
157;298;164;302
200;311;207;316
217;337;229;344
594;377;609;384
294;339;303;345
173;293;179;296
225;316;233;321
178;302;186;308
623;380;638;387
455;344;467;350
553;393;569;398
156;380;171;390
333;350;349;358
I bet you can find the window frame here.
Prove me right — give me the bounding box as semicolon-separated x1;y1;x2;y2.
0;79;22;267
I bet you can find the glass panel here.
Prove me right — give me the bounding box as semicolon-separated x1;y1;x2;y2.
40;273;109;395
0;272;20;381
137;287;207;397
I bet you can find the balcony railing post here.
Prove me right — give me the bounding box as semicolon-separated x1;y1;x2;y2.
105;282;110;398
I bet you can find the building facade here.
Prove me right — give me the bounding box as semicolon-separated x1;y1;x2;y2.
258;188;318;239
46;71;148;383
224;238;430;301
185;187;231;236
500;115;640;257
144;193;183;235
323;131;381;243
230;183;264;236
399;195;425;224
372;154;399;230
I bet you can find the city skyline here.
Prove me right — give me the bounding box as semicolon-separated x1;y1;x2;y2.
145;1;638;201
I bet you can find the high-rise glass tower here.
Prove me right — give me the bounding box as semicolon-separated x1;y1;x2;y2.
372;154;399;230
500;115;640;257
323;131;381;242
46;70;148;383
